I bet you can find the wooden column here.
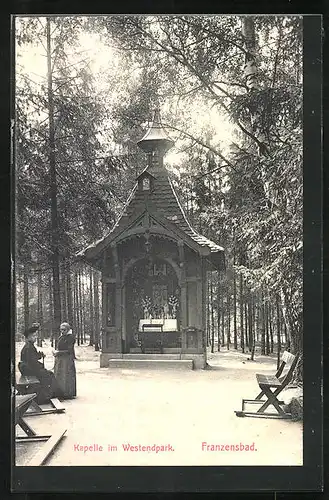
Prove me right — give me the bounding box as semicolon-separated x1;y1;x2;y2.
101;251;107;340
201;256;207;353
111;243;122;353
101;272;106;351
178;241;187;350
122;286;126;344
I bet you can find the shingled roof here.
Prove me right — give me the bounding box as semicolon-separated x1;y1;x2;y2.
78;111;224;268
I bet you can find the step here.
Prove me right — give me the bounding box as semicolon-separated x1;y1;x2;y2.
123;353;181;360
108;359;193;370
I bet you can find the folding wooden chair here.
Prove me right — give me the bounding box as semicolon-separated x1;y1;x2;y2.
235;352;300;419
254;351;296;402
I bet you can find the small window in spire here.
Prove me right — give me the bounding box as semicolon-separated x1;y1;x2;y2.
137;170;155;192
142;177;150;191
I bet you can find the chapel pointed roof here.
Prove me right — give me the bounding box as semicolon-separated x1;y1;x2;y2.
77;110;224;269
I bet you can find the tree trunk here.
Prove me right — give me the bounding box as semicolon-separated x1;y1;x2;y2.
89;268;94;346
216;276;220;352
78;268;84;344
261;292;266;355
73;271;80;346
269;300;274;353
265;298;270;355
276;294;281;370
66;259;74;328
23;262;29;333
250;294;256;361
81;267;86;343
280;288;291;350
206;274;210;347
239;273;244;353
244;300;249;351
227;293;231;350
210;272;215;353
242;16;269;157
48;273;53;346
284;320;289;349
255;291;261;343
61;259;68;322
37;268;44;347
221;292;225;347
242;17;258;91
47;17;61;348
252;293;257;345
75;269;80;344
233;268;237;349
248;294;252;350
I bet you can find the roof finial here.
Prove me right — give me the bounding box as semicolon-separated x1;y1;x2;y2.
137;106;174;155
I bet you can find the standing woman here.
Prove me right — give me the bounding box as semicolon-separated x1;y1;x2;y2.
53;322;76;399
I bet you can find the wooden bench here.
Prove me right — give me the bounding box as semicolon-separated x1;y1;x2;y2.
16;374;41;395
15;393;66;466
235;351;300;419
16;375;65;416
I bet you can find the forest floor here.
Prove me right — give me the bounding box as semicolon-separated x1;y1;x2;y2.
15;340;303;467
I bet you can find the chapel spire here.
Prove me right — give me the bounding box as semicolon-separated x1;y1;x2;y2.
137;108;174;168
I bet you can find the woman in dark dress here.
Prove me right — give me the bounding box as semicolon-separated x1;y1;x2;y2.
18;325;64;404
53;322;76;399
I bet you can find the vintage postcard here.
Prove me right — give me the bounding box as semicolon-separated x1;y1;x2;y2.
11;13;322;493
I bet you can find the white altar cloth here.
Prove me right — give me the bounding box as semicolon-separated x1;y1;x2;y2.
139;319;178;332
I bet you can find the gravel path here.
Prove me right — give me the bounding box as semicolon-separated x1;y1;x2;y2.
15;341;303;466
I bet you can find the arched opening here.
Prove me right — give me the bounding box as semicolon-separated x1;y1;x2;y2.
124;256;180;352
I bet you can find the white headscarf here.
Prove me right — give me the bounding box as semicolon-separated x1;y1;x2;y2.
60;322;71;334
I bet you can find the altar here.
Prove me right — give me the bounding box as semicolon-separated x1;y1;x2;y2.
138;319;180;353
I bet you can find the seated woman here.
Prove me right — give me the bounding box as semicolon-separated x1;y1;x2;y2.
53;322;76;399
18;325;64;404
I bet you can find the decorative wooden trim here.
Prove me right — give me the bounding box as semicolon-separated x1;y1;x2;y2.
83;205;146;258
121;254;181;285
111;209;210;255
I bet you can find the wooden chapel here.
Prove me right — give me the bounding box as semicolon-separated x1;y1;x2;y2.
78;110;225;369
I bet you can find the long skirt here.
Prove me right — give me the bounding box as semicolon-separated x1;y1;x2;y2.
37;369;65;404
54;354;76;399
